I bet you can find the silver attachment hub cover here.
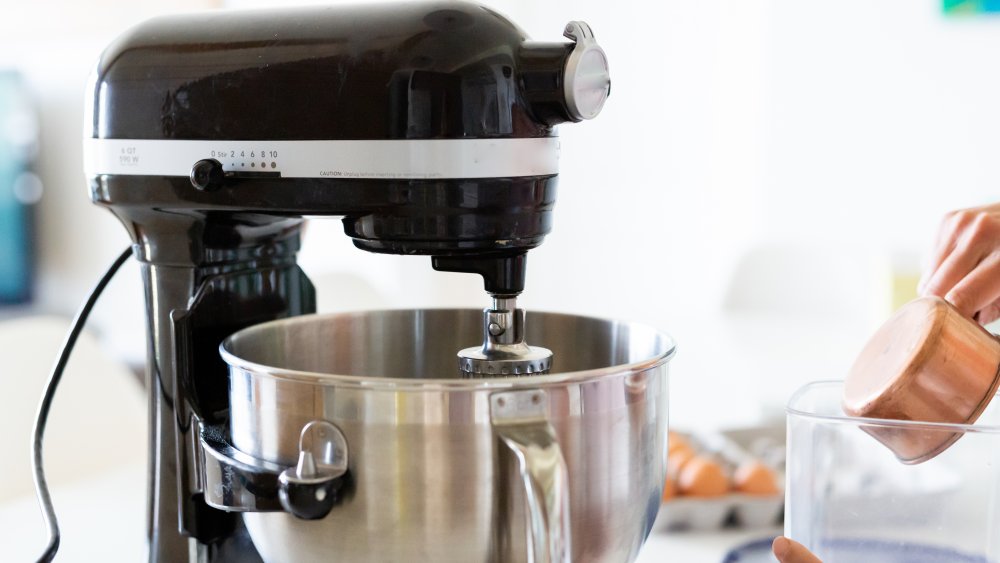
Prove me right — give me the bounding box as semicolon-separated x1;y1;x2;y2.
563;21;611;121
458;344;553;376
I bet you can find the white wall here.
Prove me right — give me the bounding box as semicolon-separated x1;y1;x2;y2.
0;0;221;361
6;0;1000;430
763;0;1000;246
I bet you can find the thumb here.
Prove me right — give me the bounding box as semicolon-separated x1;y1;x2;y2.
772;536;822;563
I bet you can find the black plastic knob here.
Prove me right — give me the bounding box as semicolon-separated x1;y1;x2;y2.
190;158;224;191
278;470;347;520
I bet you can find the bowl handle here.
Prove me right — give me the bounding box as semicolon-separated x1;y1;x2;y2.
490;390;570;563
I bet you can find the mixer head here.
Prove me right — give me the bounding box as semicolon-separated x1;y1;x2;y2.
86;7;610;297
459;296;553;377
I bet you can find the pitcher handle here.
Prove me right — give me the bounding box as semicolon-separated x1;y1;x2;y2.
491;390;571;563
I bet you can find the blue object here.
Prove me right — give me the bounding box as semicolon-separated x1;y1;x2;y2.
0;71;37;305
943;0;1000;14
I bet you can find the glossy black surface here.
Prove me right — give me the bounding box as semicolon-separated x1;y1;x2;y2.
89;1;573;140
132;220;313;561
92;174;556;267
432;252;528;295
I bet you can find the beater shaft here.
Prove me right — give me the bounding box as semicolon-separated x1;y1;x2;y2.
458;296;553;377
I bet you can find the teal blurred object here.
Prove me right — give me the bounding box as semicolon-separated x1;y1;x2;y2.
943;0;1000;14
0;71;38;304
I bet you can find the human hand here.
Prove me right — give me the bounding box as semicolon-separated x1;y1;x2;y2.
919;203;1000;324
772;536;822;563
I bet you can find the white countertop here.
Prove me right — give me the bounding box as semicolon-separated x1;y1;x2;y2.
638;527;781;563
2;461;778;563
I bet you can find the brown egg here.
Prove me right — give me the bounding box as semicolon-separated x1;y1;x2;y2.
733;460;779;495
668;432;690;453
667;447;695;477
677;456;729;497
662;475;677;502
669;440;694;459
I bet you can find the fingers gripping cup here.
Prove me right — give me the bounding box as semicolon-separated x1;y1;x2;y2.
843;296;1000;463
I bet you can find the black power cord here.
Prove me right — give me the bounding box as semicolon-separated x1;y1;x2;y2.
31;247;132;563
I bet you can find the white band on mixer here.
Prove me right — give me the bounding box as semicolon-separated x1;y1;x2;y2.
83;137;561;179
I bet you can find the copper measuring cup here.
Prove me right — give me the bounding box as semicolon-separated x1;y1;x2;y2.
842;296;1000;464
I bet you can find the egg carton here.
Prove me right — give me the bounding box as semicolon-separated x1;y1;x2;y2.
655;493;783;532
654;426;785;532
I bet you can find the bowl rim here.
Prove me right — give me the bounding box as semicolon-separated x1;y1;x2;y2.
219;308;677;391
787;380;1000;434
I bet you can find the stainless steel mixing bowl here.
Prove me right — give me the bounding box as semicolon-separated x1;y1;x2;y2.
220;309;675;563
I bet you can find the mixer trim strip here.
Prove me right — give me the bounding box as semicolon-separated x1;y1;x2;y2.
84;138;560;179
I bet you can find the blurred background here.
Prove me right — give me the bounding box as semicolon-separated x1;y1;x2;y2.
2;0;1000;558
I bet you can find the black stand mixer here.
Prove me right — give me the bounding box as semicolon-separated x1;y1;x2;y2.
76;2;611;560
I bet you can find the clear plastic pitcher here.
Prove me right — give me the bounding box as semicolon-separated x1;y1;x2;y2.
786;381;1000;562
